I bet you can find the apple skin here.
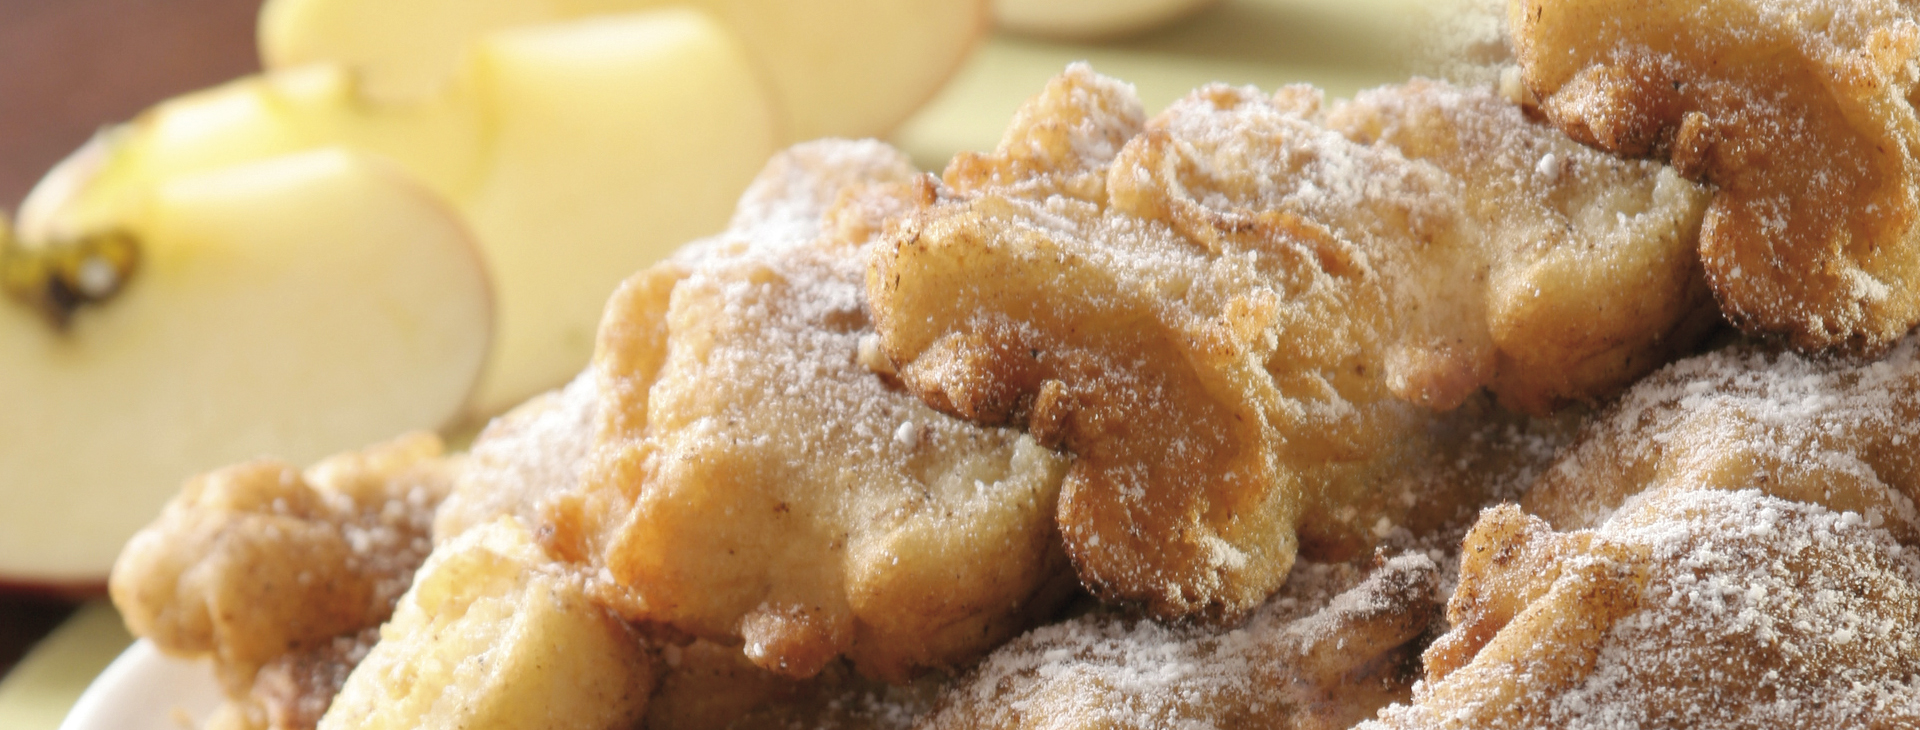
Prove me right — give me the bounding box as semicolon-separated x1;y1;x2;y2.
0;149;493;589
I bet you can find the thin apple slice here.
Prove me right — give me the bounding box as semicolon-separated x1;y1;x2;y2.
17;65;481;244
257;0;987;140
0;149;492;588
637;0;987;140
453;9;778;413
258;0;552;102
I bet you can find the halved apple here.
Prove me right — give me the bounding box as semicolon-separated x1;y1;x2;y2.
0;149;492;588
21;9;777;416
257;0;988;140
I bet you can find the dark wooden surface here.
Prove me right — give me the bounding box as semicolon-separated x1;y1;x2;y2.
0;0;260;676
0;595;79;677
0;0;261;209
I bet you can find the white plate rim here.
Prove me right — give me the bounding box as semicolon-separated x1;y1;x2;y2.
58;639;223;730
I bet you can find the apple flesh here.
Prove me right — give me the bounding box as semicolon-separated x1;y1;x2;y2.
992;0;1218;39
456;10;779;412
258;0;988;140
0;149;492;588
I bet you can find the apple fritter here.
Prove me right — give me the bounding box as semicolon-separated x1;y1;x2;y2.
915;554;1440;730
1522;335;1920;541
1368;491;1920;729
1510;0;1920;352
868;65;1707;618
545;139;1077;683
108;432;452;726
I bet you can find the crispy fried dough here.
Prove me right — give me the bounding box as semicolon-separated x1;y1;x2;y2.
1511;0;1920;352
868;65;1707;618
1322;79;1718;413
647;639;948;730
916;555;1440;730
108;433;451;728
547;140;1076;682
433;373;599;546
1522;335;1920;540
1369;491;1920;728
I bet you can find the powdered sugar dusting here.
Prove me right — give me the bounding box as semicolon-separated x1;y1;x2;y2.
921;555;1441;729
1371;490;1920;728
1525;335;1920;541
433;372;599;544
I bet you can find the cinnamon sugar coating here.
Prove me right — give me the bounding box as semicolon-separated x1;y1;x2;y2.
549;140;1076;682
108;433;451;728
1370;492;1920;728
868;65;1708;619
1511;0;1920;352
918;555;1442;730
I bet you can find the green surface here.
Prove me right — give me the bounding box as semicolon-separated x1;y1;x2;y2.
893;0;1421;170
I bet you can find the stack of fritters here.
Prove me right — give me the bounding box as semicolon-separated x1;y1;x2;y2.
105;0;1920;726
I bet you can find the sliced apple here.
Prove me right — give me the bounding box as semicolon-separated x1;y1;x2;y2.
454;10;777;412
991;0;1218;39
256;0;553;103
258;0;987;140
0;149;492;588
15;64;481;246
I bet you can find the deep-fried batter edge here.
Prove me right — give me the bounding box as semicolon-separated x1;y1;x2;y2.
1511;0;1920;352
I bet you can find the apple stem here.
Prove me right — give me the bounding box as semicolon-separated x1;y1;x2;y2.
0;219;141;330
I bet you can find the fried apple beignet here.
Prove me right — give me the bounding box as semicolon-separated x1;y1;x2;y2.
108;433;452;729
1369;491;1920;728
916;555;1441;730
549;140;1075;682
869;66;1707;618
1523;334;1920;540
1511;0;1920;352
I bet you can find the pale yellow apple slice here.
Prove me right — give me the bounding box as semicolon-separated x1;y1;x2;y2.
258;0;987;140
453;9;778;412
16;64;481;244
992;0;1218;39
257;0;555;103
0;149;491;588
